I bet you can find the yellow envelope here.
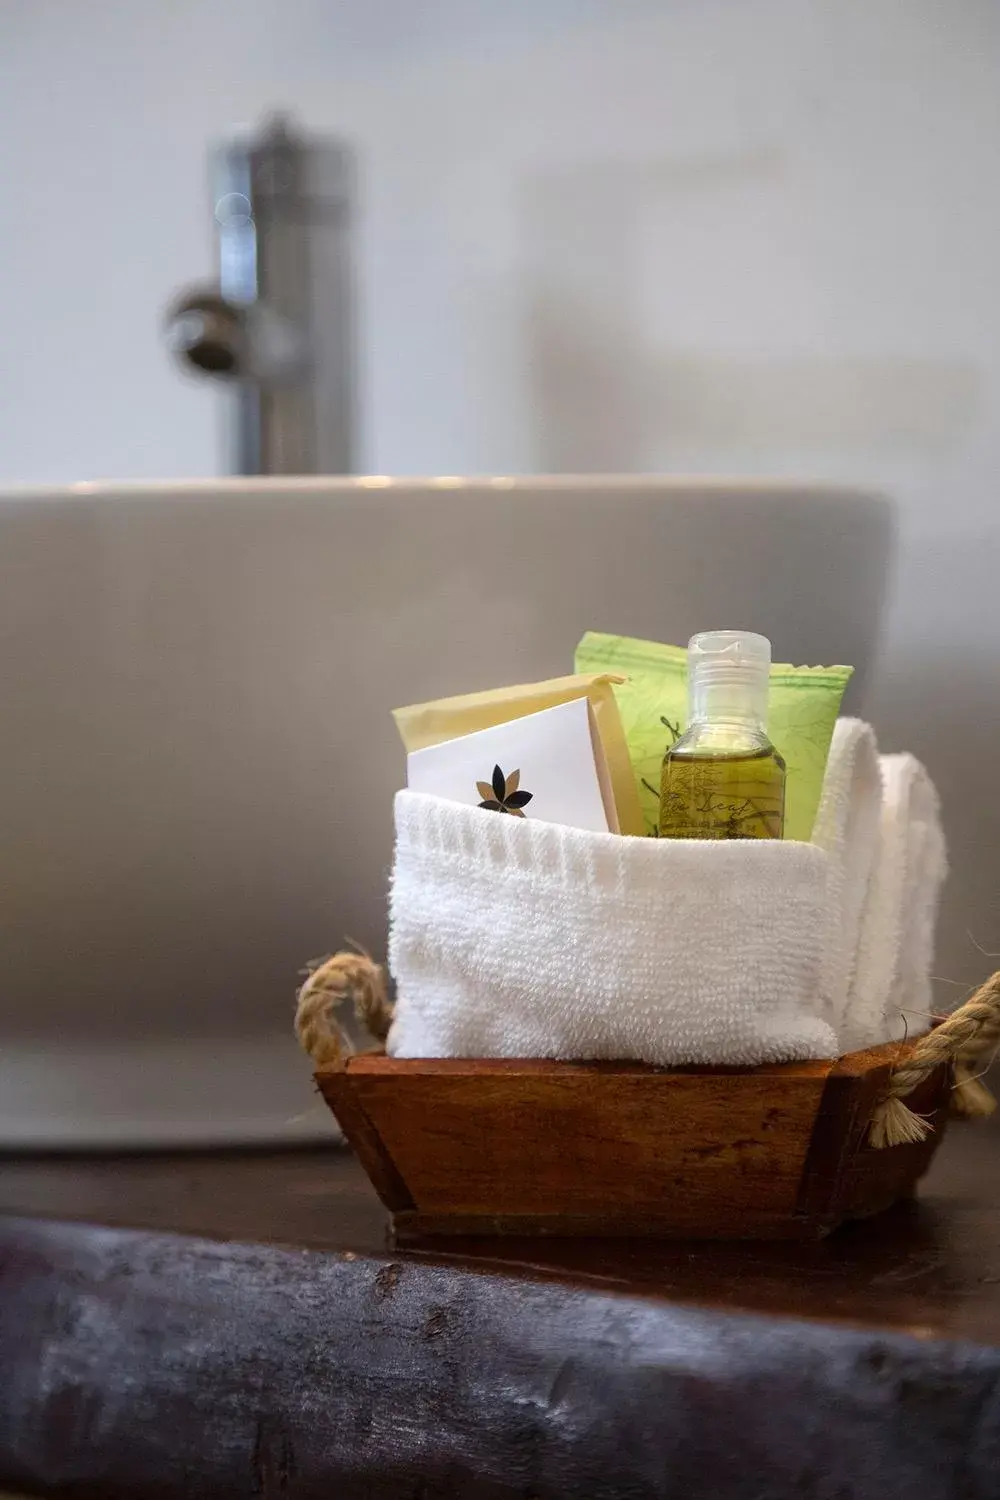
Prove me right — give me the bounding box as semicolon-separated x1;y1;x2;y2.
393;672;645;836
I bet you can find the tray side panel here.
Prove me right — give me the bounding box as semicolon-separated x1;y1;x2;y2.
345;1065;832;1236
795;1050;894;1226
797;1050;951;1231
835;1065;951;1221
317;1071;415;1213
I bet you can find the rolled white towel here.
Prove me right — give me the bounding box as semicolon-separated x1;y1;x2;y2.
388;790;838;1066
840;754;948;1052
810;719;882;1035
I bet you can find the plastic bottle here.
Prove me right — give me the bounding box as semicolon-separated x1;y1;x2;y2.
658;631;786;839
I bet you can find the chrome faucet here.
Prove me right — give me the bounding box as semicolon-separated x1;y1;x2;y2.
165;115;355;475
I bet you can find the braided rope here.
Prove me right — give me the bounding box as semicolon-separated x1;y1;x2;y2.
294;949;393;1070
869;970;1000;1147
950;986;1000;1119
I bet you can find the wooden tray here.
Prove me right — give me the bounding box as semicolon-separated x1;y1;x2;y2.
316;1042;950;1241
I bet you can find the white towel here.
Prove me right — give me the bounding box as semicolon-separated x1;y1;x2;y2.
387;790;839;1066
809;719;881;1036
840;753;948;1052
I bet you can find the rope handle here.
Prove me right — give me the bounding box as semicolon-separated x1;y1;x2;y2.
294;949;393;1070
869;970;1000;1147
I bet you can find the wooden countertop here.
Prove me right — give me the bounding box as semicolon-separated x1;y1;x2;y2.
2;1118;1000;1498
1;1118;999;1341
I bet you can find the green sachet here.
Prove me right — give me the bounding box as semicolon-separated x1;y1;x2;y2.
575;632;852;842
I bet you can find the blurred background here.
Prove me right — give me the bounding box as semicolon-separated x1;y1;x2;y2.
3;0;998;487
1;0;998;1136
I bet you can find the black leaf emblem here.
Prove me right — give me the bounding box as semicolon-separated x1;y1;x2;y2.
476;764;534;817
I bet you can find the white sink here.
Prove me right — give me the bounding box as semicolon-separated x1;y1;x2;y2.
0;476;893;1145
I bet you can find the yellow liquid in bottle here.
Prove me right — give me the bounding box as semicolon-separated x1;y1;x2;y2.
658;745;786;839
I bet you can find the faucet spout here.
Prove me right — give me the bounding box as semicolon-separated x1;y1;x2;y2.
164;114;355;476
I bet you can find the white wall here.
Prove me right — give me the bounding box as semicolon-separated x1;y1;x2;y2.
2;0;999;988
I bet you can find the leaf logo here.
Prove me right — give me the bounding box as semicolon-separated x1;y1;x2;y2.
476;764;533;817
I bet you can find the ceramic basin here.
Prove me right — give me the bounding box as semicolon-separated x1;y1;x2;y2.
0;477;893;1144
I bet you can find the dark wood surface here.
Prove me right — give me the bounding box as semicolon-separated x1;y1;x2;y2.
1;1116;998;1340
319;1048;949;1240
1;1117;1000;1499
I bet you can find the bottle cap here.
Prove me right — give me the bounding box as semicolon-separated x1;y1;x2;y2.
688;630;772;726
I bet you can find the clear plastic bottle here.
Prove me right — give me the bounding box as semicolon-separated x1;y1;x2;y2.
658;630;785;839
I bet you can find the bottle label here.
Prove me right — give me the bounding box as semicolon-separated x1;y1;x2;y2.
659;753;785;839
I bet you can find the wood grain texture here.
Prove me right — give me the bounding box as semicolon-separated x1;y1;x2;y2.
318;1069;415;1211
318;1046;947;1239
0;1119;998;1339
356;1067;828;1221
796;1051;950;1227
